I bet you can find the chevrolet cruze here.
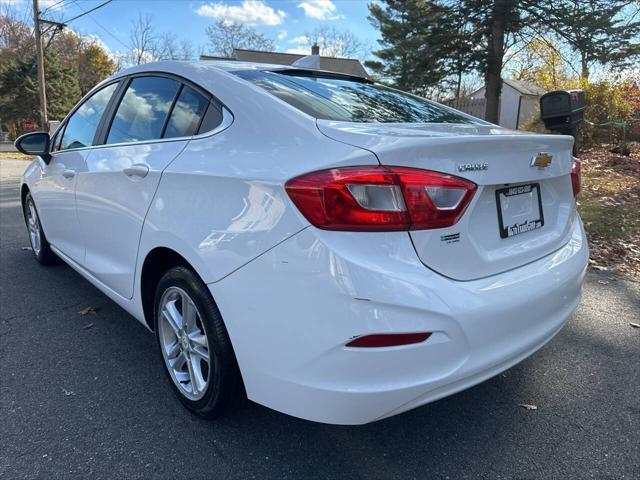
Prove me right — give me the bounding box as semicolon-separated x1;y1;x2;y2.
16;61;588;424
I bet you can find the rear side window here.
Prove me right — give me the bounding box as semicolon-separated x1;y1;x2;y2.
234;70;482;124
59;82;118;150
198;102;223;134
164;86;209;138
106;76;180;144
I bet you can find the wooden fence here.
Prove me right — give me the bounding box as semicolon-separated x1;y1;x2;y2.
444;98;486;120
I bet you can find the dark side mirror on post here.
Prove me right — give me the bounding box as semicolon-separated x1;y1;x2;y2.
15;131;52;163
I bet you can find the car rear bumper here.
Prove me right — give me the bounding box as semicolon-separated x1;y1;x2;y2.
210;213;588;425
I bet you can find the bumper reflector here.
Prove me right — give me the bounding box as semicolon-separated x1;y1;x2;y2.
346;332;431;348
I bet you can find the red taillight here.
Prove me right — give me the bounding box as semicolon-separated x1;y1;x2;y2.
285;166;477;231
346;332;431;348
571;159;581;197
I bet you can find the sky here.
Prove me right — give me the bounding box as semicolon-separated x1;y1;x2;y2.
4;0;381;58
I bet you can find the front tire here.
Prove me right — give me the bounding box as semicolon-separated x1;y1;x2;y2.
23;192;57;265
154;266;241;418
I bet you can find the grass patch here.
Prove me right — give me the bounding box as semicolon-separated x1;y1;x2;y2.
578;196;640;241
578;144;640;277
0;152;32;160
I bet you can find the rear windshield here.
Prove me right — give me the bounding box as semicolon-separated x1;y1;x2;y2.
234;70;481;124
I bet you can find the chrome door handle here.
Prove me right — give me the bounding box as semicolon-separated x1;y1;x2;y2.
62;169;76;179
123;164;149;178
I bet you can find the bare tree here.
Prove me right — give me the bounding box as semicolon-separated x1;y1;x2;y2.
127;14;196;65
304;26;370;59
156;32;195;61
129;13;157;65
0;5;32;55
155;32;176;60
205;20;274;57
178;39;195;61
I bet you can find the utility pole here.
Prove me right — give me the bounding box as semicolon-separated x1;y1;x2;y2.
32;0;48;130
29;0;110;130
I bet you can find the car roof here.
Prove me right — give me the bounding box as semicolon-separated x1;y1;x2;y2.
198;59;368;79
200;60;293;72
113;60;367;82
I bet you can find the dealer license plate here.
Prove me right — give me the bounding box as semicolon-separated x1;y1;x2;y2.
495;183;544;239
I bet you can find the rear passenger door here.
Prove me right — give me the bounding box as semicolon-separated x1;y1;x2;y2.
75;75;211;299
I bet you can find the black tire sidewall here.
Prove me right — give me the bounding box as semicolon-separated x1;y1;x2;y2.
23;193;56;265
153;266;239;417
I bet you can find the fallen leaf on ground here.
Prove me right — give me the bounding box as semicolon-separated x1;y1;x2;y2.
82;323;94;330
21;246;31;251
61;388;75;396
630;323;640;329
78;307;97;315
579;144;640;278
519;403;538;411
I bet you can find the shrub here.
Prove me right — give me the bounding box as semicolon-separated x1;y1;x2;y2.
519;77;639;147
576;78;638;147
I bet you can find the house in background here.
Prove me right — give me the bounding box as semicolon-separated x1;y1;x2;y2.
200;45;369;78
468;78;547;130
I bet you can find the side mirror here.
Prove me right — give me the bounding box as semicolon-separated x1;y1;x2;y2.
15;131;52;163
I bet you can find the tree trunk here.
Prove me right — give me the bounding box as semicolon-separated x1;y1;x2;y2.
483;1;508;124
455;62;462;109
580;54;589;80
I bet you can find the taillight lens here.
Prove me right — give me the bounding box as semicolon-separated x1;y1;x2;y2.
571;159;581;197
285;166;476;231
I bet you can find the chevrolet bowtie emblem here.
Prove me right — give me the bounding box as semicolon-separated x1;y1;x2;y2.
531;152;553;168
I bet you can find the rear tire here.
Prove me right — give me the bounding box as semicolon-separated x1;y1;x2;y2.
23;192;58;265
154;266;241;418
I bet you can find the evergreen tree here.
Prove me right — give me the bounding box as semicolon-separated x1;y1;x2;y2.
0;55;40;126
460;0;523;123
367;0;463;95
367;0;639;124
447;2;479;103
0;51;81;128
367;0;521;119
1;13;114;131
530;0;640;79
44;51;82;121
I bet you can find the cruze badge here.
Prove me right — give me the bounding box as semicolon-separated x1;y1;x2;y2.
458;162;488;172
531;152;553;168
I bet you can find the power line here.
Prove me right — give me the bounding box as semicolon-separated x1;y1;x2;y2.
41;0;69;16
69;0;130;50
31;0;120;128
87;14;130;50
60;0;113;24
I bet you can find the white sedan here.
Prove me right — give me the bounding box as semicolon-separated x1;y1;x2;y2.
16;61;588;425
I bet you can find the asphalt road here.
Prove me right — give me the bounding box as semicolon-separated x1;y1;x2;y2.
1;158;639;480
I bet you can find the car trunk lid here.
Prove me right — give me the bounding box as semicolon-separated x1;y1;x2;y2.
317;121;577;281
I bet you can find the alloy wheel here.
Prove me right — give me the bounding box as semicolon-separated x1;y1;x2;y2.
158;286;211;400
26;198;41;255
